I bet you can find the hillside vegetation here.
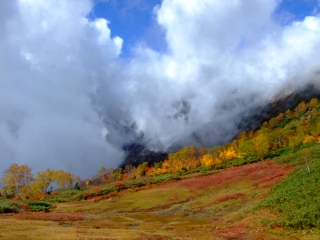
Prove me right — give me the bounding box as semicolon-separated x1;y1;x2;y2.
2;98;320;239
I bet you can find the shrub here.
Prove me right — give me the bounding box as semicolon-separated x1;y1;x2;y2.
293;142;319;153
60;189;81;198
25;201;52;212
101;186;119;195
74;193;85;201
115;181;125;189
275;143;320;165
0;203;20;213
151;174;180;184
44;189;82;203
134;180;149;187
266;147;290;158
124;180;149;189
180;167;202;175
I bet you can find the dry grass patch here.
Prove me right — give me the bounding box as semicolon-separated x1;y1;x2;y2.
13;212;85;222
54;186;191;215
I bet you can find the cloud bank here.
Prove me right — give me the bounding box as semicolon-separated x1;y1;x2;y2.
1;0;320;177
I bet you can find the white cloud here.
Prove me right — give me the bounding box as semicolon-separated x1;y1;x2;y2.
0;0;124;178
2;0;320;178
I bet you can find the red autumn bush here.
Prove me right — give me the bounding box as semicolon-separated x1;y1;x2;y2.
115;181;125;189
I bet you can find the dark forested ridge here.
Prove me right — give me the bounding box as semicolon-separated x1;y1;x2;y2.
238;84;320;132
120;143;168;168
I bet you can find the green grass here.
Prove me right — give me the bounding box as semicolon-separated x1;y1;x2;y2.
258;158;320;229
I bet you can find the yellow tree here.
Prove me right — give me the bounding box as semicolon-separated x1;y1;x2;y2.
302;135;317;145
20;181;43;199
54;170;75;191
219;143;238;161
35;168;56;193
262;121;268;128
135;162;148;178
310;121;320;137
198;147;208;157
268;117;278;128
274;113;285;126
268;128;283;149
238;140;255;157
224;147;238;160
295;101;308;115
309;98;319;108
167;145;197;172
247;131;255;140
1;163;34;196
200;154;214;166
288;136;300;149
185;157;201;170
253;133;270;158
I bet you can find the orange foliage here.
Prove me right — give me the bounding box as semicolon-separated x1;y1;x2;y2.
219;147;238;161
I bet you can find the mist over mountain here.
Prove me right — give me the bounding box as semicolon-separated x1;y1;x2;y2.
124;83;320;167
2;0;320;178
169;83;320;150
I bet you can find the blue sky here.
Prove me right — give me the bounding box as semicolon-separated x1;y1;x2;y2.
92;0;320;58
91;0;164;57
274;0;320;25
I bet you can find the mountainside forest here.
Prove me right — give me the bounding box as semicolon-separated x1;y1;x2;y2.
2;97;320;239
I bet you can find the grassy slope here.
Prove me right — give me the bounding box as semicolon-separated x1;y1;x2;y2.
1;159;312;240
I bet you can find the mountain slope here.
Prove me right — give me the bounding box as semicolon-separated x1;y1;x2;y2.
1;160;296;240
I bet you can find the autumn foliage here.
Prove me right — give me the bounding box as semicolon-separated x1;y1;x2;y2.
1;165;75;199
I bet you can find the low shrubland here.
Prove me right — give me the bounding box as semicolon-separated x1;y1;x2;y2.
258;150;320;229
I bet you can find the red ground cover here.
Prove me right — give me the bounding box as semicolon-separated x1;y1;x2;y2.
179;161;294;190
212;227;247;240
214;193;246;204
